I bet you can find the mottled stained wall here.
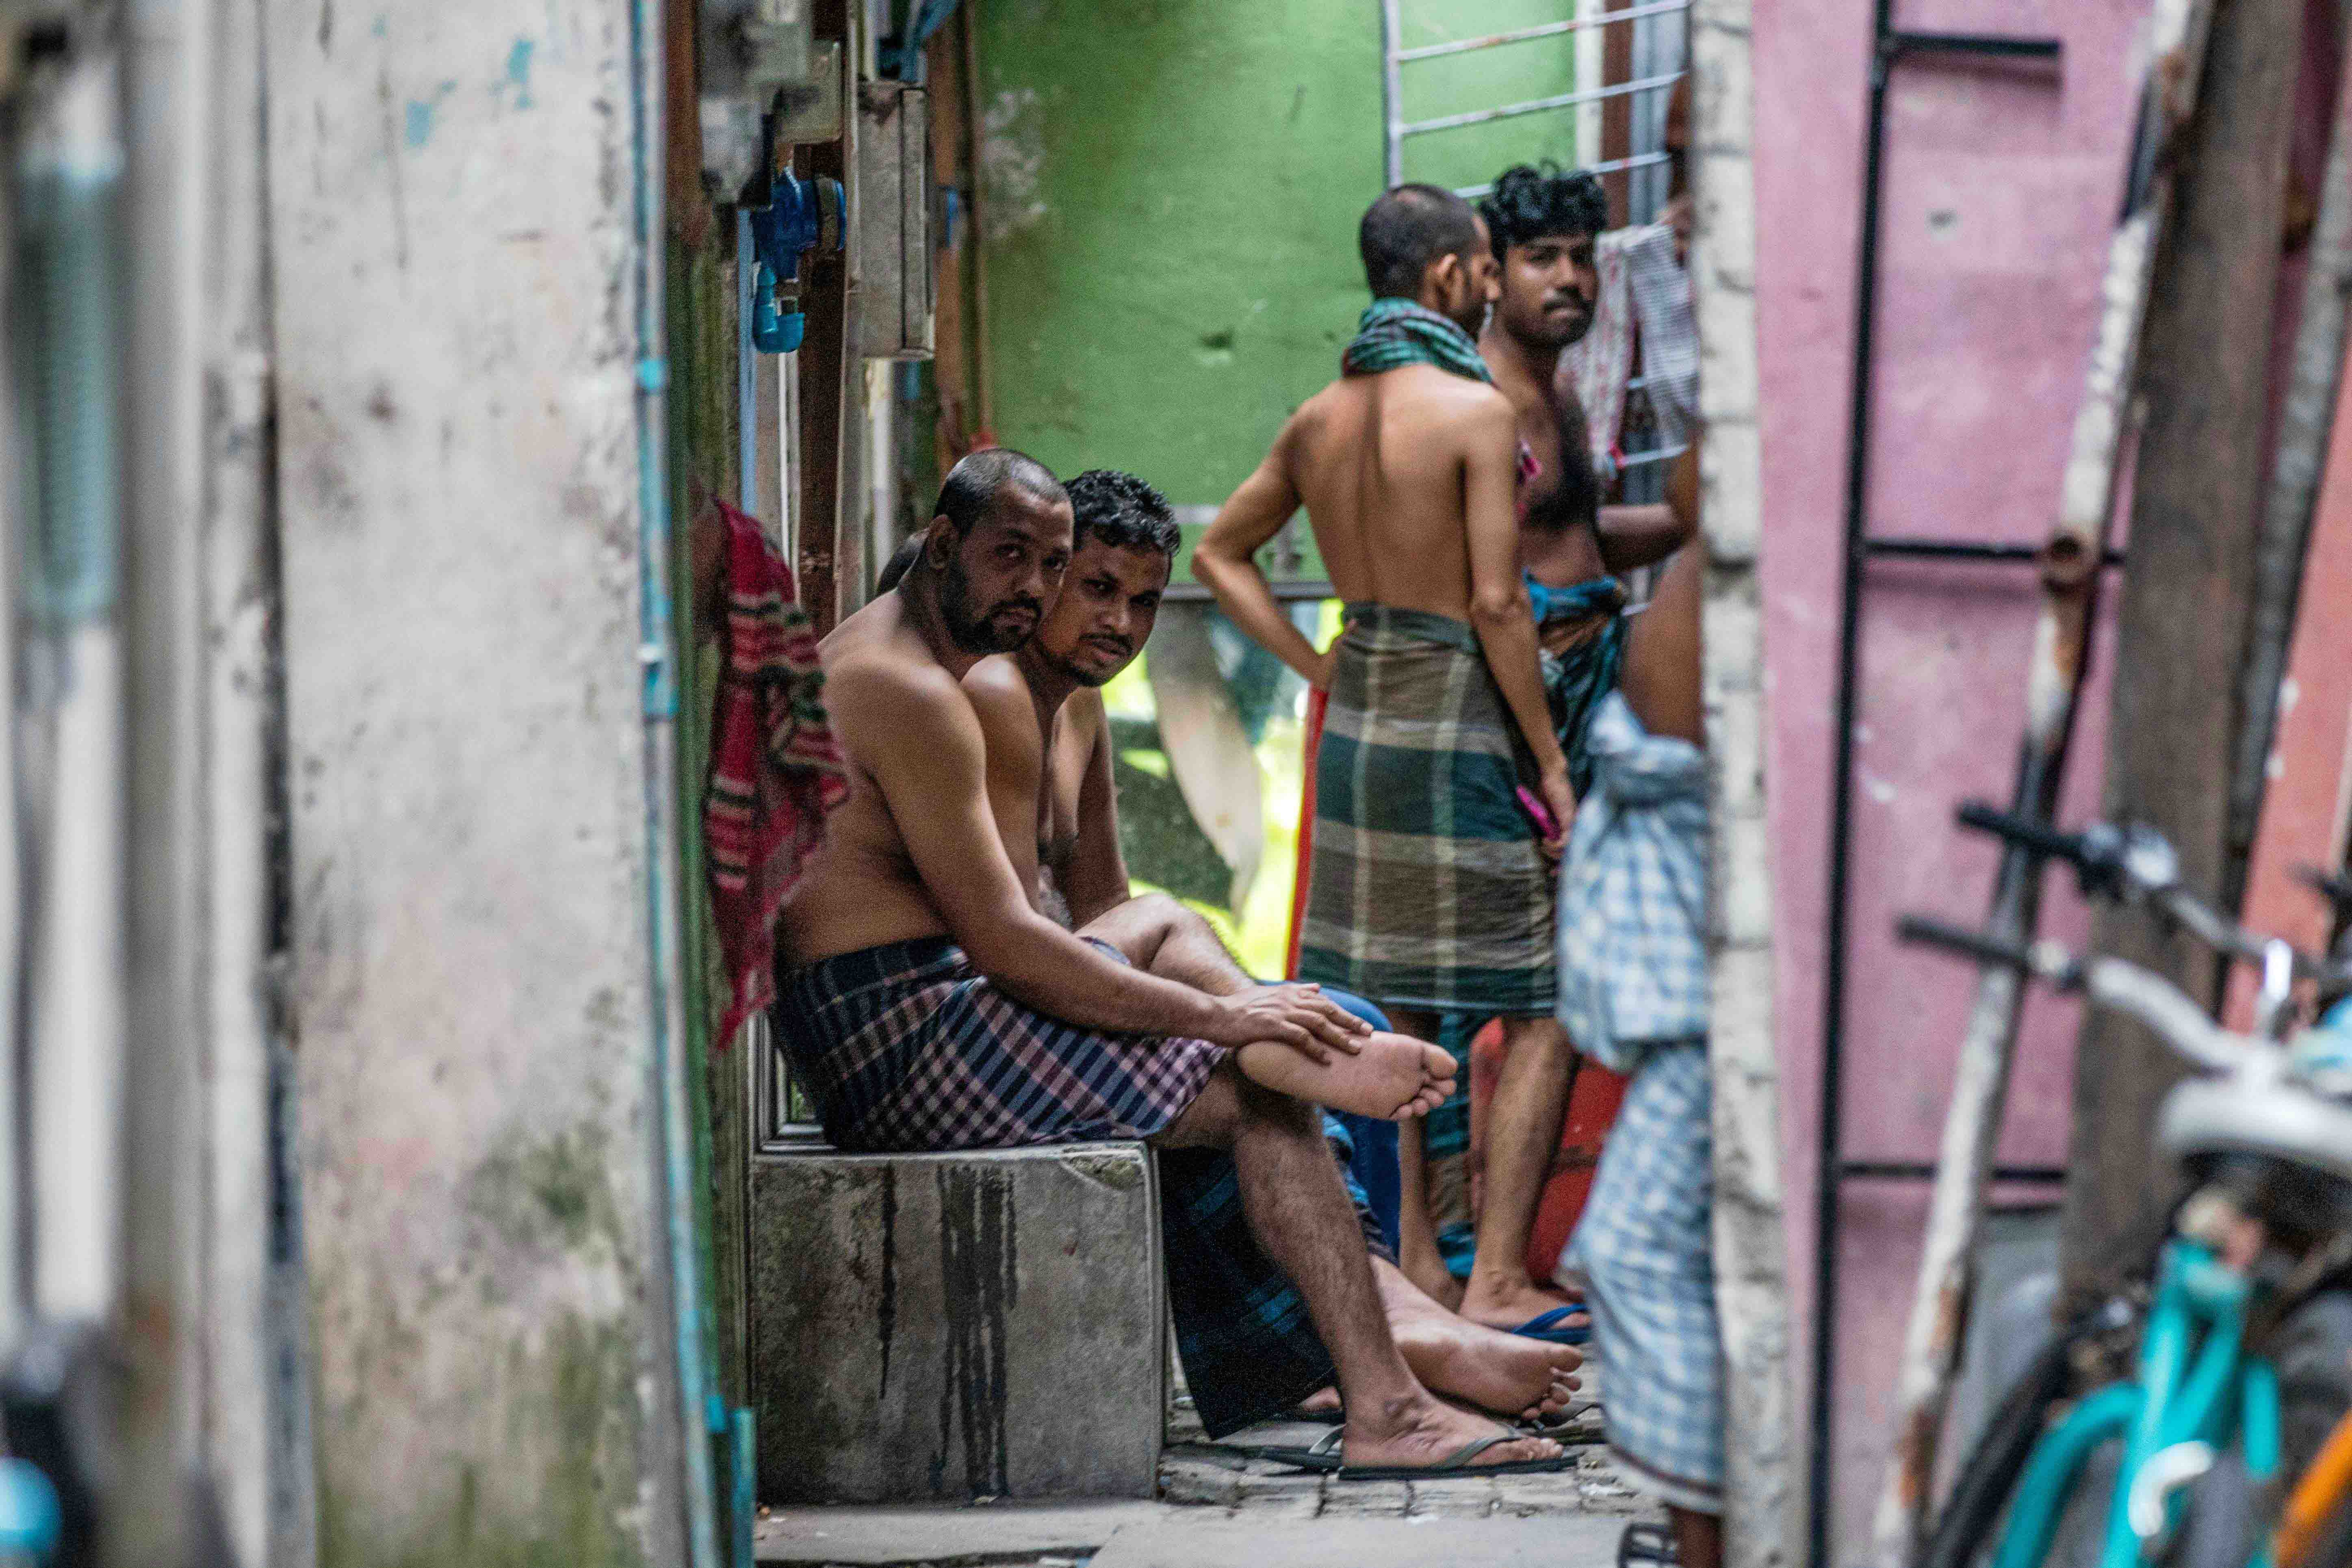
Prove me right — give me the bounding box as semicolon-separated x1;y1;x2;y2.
267;2;681;1562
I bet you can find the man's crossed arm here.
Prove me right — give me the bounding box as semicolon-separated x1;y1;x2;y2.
826;655;1366;1056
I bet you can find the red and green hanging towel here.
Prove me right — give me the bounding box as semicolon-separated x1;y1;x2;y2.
705;497;848;1048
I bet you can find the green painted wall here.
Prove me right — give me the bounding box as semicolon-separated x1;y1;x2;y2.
973;0;1584;505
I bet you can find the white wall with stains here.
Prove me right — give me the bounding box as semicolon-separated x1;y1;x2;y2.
266;1;684;1560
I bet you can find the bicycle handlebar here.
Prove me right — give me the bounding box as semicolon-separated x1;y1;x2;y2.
1955;802;2088;865
1897;915;2249;1073
1895;915;2076;983
2078;957;2246;1074
1952;802;2339;984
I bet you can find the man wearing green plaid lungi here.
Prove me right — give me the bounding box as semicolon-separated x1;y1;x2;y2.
1198;183;1591;1340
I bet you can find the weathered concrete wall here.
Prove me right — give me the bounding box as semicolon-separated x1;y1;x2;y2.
267;3;683;1563
749;1146;1164;1504
1690;3;1794;1562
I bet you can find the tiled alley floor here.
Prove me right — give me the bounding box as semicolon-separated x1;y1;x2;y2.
758;1356;1654;1566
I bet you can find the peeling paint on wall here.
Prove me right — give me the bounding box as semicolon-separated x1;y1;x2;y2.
402;81;454;148
978;88;1047;244
500;39;535;111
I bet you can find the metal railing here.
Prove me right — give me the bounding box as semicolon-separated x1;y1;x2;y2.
1378;0;1694;188
1379;3;1693;493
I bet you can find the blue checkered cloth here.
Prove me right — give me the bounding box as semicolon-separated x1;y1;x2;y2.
1555;692;1709;1075
1562;1041;1723;1514
775;934;1344;1438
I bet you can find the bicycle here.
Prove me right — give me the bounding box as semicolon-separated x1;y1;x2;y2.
1903;805;2352;1568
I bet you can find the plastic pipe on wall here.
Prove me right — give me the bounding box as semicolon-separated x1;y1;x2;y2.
624;0;722;1559
15;38;129;1342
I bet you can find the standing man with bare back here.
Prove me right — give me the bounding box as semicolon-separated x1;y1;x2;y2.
1195;185;1587;1340
776;449;1559;1475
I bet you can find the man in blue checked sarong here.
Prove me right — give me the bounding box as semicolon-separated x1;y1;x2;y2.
1197;184;1600;1343
776;450;1562;1474
1551;435;1719;1565
951;468;1586;1431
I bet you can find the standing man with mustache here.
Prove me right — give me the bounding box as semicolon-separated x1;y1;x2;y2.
1478;160;1720;1568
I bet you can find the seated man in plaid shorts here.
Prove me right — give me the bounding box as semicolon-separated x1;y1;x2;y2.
776;449;1561;1472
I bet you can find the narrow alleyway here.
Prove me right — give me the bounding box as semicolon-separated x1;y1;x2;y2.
757;1359;1650;1566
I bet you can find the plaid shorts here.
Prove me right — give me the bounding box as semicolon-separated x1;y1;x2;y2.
776;935;1343;1437
1562;1041;1723;1514
776;935;1222;1150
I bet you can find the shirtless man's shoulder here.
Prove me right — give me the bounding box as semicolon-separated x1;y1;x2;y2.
960;653;1054;894
820;630;978;759
960;651;1038;727
778;601;987;965
1063;684;1109;744
1277;370;1513;512
1288;366;1511;437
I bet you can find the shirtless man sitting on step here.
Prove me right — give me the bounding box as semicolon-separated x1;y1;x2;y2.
775;449;1559;1467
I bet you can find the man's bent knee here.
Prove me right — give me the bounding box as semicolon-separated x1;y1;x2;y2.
1077;891;1188;965
1153;1057;1246;1149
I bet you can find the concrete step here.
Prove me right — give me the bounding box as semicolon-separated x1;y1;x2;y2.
748;1144;1165;1504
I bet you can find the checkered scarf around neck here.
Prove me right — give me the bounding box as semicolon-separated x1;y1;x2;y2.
1342;297;1494;383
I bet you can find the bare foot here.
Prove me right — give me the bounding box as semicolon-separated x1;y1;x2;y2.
1393;1313;1581;1421
1458;1271;1588;1336
1342;1393;1562;1472
1297;1387;1342;1417
1373;1258;1579;1420
1237;1030;1457;1121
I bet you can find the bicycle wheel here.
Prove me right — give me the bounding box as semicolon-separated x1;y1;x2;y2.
1918;1322;2082;1568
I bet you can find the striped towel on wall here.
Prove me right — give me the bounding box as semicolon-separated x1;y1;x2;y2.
706;497;848;1047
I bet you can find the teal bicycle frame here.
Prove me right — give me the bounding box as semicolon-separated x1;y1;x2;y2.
1993;1242;2282;1568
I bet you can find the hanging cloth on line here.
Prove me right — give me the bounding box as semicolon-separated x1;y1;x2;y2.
705;497;849;1048
1625;225;1699;451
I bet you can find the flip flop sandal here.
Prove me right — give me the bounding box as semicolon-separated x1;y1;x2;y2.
1258;1425;1577;1481
1508;1304;1593;1345
1519;1399;1606;1442
1620;1521;1679;1566
1285;1404;1345;1425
